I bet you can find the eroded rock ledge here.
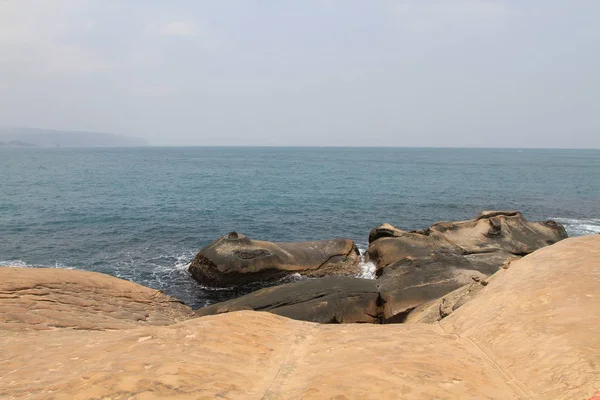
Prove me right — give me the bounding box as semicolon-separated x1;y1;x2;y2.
1;235;598;399
0;267;195;330
194;274;490;324
366;210;567;276
196;276;382;323
366;210;567;319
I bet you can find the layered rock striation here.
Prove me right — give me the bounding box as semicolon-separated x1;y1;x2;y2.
188;231;361;286
366;210;567;320
196;276;382;323
0;267;194;331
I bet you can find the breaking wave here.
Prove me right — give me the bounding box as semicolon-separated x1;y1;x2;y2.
357;248;376;280
0;259;74;269
554;218;600;236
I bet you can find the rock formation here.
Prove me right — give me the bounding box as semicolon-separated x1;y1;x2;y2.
195;272;491;324
1;235;598;398
367;211;567;277
403;277;489;324
0;267;194;330
366;211;567;319
196;276;381;323
188;232;361;286
195;212;567;323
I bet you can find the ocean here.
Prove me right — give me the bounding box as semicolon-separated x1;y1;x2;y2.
1;147;599;308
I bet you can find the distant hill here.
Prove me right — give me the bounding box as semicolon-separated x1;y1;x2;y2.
0;127;149;147
0;140;36;147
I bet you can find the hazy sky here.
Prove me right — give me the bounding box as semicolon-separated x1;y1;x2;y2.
0;1;598;147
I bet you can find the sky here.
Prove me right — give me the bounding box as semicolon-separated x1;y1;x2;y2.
0;1;598;147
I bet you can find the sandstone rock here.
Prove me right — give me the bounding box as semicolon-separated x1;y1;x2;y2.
404;256;516;324
196;276;381;323
0;235;598;399
195;272;488;325
188;232;361;286
0;267;195;330
403;279;487;323
368;231;471;278
430;210;567;256
367;211;567;276
368;222;406;243
1;311;525;399
377;268;487;323
365;211;567;319
440;235;600;399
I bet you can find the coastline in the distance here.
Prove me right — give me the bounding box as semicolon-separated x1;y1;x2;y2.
0;126;149;147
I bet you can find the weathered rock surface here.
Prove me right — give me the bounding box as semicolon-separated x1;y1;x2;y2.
406;235;600;396
376;268;488;322
367;222;405;243
367;211;567;318
188;232;361;286
0;267;195;330
1;311;524;400
1;235;598;399
440;235;600;399
194;273;484;324
404;278;488;324
432;210;566;253
368;211;567;276
196;276;381;323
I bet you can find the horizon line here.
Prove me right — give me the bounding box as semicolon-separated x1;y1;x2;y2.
3;144;599;150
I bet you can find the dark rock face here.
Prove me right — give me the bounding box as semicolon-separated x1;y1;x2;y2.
404;277;489;324
196;276;381;324
188;232;361;286
194;273;484;325
193;211;568;325
377;269;487;323
367;211;567;320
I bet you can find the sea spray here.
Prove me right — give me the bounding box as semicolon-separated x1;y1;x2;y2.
357;249;376;280
554;218;600;236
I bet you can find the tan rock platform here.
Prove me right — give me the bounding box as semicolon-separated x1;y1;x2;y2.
0;267;195;330
1;235;599;399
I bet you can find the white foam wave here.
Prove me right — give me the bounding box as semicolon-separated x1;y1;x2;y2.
196;284;236;292
173;254;192;270
51;262;75;270
0;259;29;267
357;250;376;280
554;218;600;236
358;260;377;279
0;259;75;269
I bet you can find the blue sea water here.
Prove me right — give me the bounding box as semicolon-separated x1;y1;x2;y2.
1;147;599;308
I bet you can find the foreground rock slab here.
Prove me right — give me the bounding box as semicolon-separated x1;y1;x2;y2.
439;234;600;399
0;267;195;330
1;235;598;399
2;311;525;399
188;232;361;286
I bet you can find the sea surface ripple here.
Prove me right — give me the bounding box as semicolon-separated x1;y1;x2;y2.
1;147;598;307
